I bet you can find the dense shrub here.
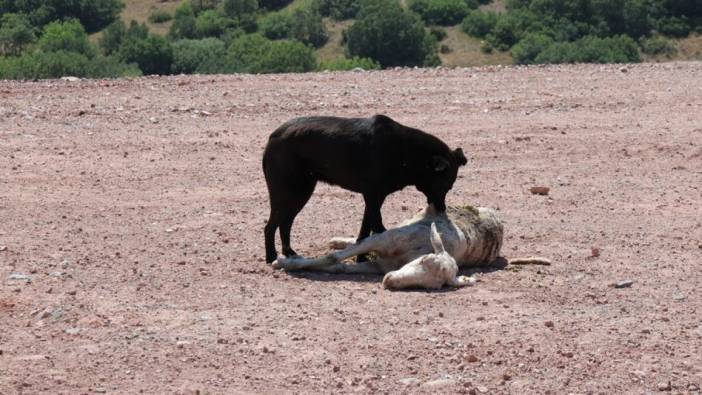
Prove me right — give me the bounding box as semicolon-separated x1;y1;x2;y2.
430;26;448;41
511;32;554;64
408;0;474;26
117;34;173;75
169;2;198;39
99;20;126;55
221;0;258;31
259;0;295;10
534;35;640;64
260;12;294;40
487;8;540;50
195;10;229;38
461;10;498;38
0;0;124;32
226;33;316;73
640;35;676;56
290;7;328;48
149;10;173;24
38;19;97;58
656;16;691;37
0;13;36;56
0;51;140;79
318;56;380;70
172;38;227;74
346;0;438;67
315;0;361;21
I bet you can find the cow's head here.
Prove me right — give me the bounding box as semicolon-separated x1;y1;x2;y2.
417;148;468;212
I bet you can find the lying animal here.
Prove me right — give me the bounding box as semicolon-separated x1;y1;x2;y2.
262;115;468;263
273;205;549;290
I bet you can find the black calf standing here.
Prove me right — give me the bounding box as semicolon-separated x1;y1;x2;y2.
262;114;468;264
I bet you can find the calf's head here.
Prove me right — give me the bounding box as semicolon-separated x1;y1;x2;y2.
416;148;468;212
382;223;458;290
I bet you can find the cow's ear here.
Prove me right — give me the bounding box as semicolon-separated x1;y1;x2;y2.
432;156;449;172
453;148;468;166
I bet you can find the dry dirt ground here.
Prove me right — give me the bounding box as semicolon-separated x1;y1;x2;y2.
1;62;701;394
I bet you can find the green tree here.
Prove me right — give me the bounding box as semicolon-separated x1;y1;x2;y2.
0;13;36;56
315;0;361;20
409;0;474;26
511;32;554;64
221;0;258;31
172;37;227;73
226;33;316;73
98;19;126;55
258;0;293;9
195;9;229;37
346;0;438;67
461;9;498;38
169;1;198;39
38;19;97;58
118;34;173;75
259;11;293;40
290;7;328;47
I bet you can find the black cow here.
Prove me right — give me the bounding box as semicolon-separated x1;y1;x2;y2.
262;114;468;264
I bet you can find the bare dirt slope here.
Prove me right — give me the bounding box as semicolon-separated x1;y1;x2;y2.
1;62;701;394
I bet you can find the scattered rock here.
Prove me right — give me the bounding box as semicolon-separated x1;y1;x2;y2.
591;247;600;257
0;245;7;251
687;383;699;392
421;378;456;388
467;355;479;363
530;186;550;195
61;76;80;82
399;377;421;386
672;291;686;301
620;66;628;73
8;273;30;281
614;280;634;289
658;381;671;391
64;327;81;335
545;320;554;328
476;385;489;393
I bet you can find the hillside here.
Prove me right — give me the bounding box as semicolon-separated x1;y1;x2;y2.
117;0;702;67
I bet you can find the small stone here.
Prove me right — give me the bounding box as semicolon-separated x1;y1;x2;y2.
620;66;628;73
672;291;686;301
61;76;80;82
0;246;7;251
502;373;512;381
614;280;634;289
467;355;479;363
545;320;554;328
64;327;81;335
421;378;456;388
687;383;699;391
591;247;600;257
530;186;550;195
8;273;30;281
657;381;671;391
477;385;489;393
399;377;421;386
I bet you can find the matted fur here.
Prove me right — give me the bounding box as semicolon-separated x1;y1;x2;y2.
273;205;505;289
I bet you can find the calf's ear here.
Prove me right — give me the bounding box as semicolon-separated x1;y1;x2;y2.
453;148;468;166
432;156;449;172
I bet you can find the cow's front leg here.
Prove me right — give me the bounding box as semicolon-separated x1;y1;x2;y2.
358;194;386;262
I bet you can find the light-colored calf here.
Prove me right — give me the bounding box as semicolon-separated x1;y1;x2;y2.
273;205;544;290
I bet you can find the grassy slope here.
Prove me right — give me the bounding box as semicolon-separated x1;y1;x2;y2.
121;0;182;36
116;0;700;67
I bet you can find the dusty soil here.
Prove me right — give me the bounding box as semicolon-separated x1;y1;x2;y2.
1;62;701;394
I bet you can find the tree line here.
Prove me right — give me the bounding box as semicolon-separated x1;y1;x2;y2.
0;0;700;79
